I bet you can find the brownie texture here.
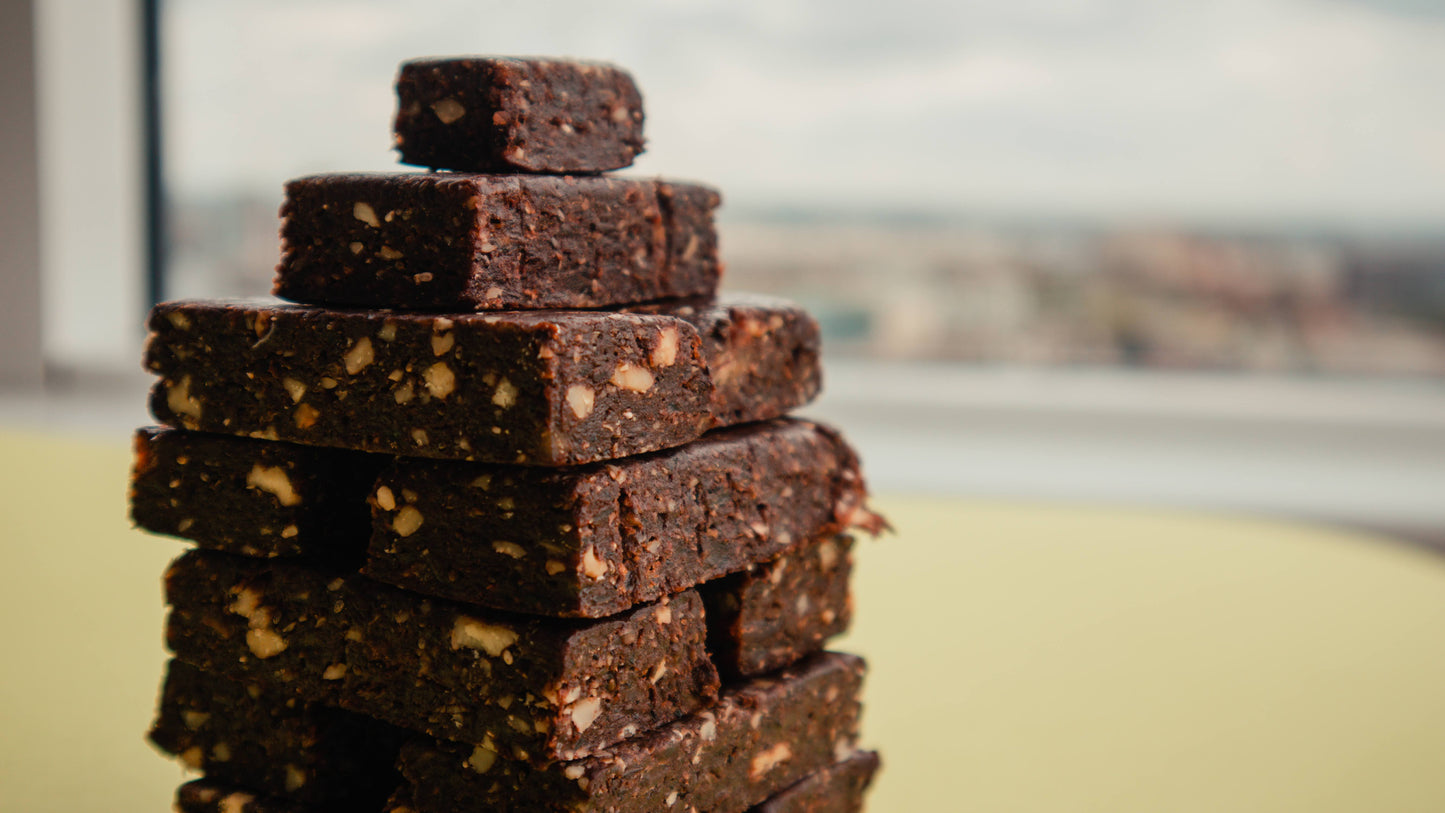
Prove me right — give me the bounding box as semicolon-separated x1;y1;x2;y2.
144;300;714;466
182;752;876;813
273;173;719;311
165;550;350;703
639;294;822;427
176;781;316;813
393;58;644;174
752;750;880;813
702;534;855;678
163;550;719;763
394;652;866;813
344;583;717;762
149;660;406;810
365;419;876;618
131;427;382;565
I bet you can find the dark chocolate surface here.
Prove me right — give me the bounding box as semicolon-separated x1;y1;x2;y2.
393;58;644;174
396;652;866;813
366;419;874;617
163;550;719;763
144;300;713;466
703;534;855;678
274;173;718;311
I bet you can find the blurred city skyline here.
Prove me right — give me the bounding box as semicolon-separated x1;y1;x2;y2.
168;0;1445;232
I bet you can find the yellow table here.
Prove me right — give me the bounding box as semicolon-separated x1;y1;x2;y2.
3;431;1445;812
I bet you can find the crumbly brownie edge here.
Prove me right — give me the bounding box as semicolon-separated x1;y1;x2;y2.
365;419;874;617
397;652;866;813
702;534;855;678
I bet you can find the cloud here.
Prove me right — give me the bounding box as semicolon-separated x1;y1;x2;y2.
167;0;1445;228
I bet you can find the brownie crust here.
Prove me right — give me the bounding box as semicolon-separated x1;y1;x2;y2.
274;173;719;311
393;58;644;174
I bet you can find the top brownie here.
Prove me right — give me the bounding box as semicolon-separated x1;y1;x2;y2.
394;57;644;173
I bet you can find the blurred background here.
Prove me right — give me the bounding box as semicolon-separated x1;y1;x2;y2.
3;1;1445;811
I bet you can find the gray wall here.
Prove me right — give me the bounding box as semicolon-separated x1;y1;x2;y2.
0;0;43;387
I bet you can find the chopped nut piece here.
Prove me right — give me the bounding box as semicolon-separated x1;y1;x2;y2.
431;97;466;124
611;362;655;393
374;485;396;511
652;327;679;367
343;337;374;374
353;202;380;227
467;745;498;774
424;362;456;399
245;465;301;506
493;541;526;559
167;376;203;421
580;547;608;579
281;377;307;403
566;384;595;419
450;616;519;657
750;742;793;779
246;628;288;659
430;331;454;356
392;505;424;537
492;377;518;408
293;403;321;429
568;697;602;733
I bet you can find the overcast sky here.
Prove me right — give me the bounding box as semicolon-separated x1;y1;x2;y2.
168;0;1445;230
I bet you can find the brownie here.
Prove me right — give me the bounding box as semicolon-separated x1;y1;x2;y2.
393;58;644;174
144;300;713;466
752;751;880;813
149;660;406;810
640;294;822;427
703;534;855;678
273;174;719;311
344;583;717;762
393;652;866;813
164;550;350;703
131;427;383;565
365;420;877;618
163;550;720;763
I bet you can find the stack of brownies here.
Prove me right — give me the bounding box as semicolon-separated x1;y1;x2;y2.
132;57;883;813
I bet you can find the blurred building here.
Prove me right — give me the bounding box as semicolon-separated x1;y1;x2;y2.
721;217;1445;376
